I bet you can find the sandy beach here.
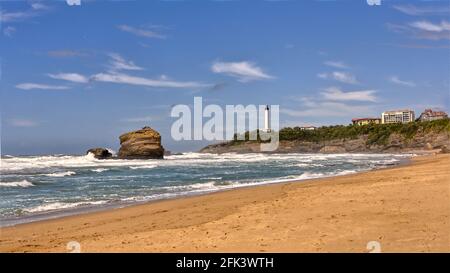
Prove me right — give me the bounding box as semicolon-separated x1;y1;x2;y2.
1;154;449;253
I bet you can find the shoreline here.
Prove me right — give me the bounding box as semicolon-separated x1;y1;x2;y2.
0;153;414;228
1;153;448;252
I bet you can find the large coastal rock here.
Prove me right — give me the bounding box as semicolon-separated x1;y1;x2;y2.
87;148;113;159
118;127;164;159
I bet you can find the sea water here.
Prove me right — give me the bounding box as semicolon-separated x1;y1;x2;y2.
0;152;412;226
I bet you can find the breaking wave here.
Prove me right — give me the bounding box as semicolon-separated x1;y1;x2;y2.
0;180;34;188
43;171;76;177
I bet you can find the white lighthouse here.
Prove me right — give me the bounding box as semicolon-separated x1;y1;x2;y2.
264;105;271;132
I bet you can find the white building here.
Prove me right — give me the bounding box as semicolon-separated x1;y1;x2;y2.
264;105;271;132
381;109;415;124
299;126;316;130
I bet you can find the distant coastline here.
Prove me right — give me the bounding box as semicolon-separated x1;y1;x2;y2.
200;119;450;154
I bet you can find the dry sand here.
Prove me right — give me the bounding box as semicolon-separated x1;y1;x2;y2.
1;154;449;253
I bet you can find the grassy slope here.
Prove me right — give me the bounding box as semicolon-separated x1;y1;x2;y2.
230;119;450;146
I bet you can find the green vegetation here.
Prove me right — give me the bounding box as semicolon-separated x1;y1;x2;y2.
232;118;450;146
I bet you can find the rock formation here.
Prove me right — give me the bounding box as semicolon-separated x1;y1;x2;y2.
200;131;450;154
118;127;164;159
87;148;113;159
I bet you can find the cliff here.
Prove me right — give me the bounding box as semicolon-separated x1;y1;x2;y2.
200;119;450;154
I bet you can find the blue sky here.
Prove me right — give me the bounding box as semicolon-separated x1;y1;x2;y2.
1;0;449;155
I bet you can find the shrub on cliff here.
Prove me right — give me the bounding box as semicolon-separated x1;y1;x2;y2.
232;118;450;146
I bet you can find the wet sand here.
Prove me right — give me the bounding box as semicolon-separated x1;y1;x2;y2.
1;154;449;253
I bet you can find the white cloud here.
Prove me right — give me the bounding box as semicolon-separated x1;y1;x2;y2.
324;61;349;69
389;20;450;40
389;76;416;87
9;119;38;127
117;25;165;39
410;21;450;32
0;2;50;23
3;26;16;37
211;61;274;82
31;3;49;10
321;87;377;102
0;11;35;22
15;83;69;90
332;72;357;84
48;73;89;83
19;53;209;90
91;73;210;89
108;53;143;71
317;71;358;84
393;5;450;16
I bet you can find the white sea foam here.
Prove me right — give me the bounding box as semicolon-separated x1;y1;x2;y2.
1;152;411;173
91;168;109;173
23;200;108;213
129;165;157;170
1;152;411;221
0;180;34;188
43;171;76;177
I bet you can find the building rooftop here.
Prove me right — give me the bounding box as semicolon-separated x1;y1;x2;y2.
422;109;448;117
352;117;381;122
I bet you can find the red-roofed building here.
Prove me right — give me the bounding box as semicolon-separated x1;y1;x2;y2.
418;109;448;122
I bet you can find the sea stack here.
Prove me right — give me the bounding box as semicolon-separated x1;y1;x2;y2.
118;126;164;159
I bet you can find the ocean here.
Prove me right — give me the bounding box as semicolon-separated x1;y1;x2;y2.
0;152;412;226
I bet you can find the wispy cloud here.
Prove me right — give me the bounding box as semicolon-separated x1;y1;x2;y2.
324;61;349;69
19;53;209;90
15;83;69;90
3;26;16;37
9;118;39;127
321;87;377;102
389;76;416;87
47;50;87;58
387;20;450;40
281;102;374;118
0;2;50;23
410;20;450;32
117;25;165;39
30;2;50;11
0;11;35;23
48;73;89;83
108;53;143;71
283;89;377;119
91;73;210;89
393;4;450;16
211;61;274;82
317;71;358;84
